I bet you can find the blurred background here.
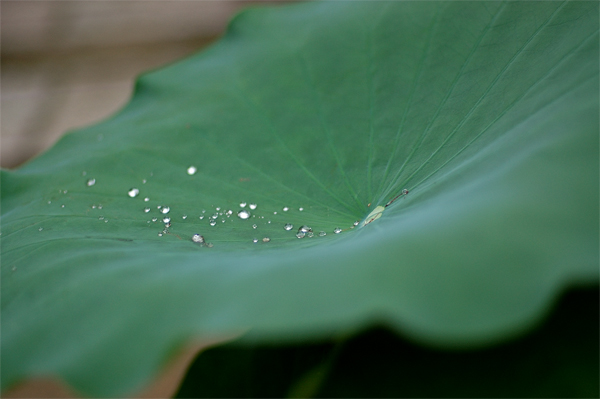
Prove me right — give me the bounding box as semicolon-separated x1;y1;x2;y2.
1;1;285;169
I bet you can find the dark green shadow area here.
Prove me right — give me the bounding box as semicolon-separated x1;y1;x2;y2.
176;286;599;398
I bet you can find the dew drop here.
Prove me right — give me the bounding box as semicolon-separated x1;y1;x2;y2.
353;220;360;226
319;231;327;237
182;215;188;220
211;213;219;220
144;207;151;213
240;202;247;208
63;190;68;194
82;171;87;176
296;232;305;239
216;207;221;211
61;204;65;208
237;210;251;220
86;178;96;187
199;215;205;220
226;210;233;216
262;237;271;243
267;220;271;224
299;207;304;211
38;227;43;231
104;219;108;223
152;217;158;222
47;201;52;204
252;224;257;229
283;207;289;212
158;233;163;237
11;266;17;272
92;205;97;209
187;166;197;175
249;203;257;210
209;220;217;226
298;225;312;233
284;223;293;231
142;179;147;184
273;211;278;215
160;207;170;214
253;238;259;243
144;197;150;202
192;234;205;243
162;217;170;224
334;227;342;234
307;231;314;238
98;205;103;209
128;188;140;198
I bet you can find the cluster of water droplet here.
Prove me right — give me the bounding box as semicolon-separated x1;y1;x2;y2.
75;164;367;247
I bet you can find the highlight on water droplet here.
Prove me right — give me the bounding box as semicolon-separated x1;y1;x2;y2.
192;234;205;243
187;166;197;175
215;207;221;211
61;204;65;208
128;188;140;198
283;207;289;212
262;237;271;243
182;215;188;220
237;210;251;220
298;225;312;233
144;197;150;202
249;203;257;210
284;223;293;231
299;207;304;211
353;220;360;226
253;238;259;243
334;227;342;234
161;207;170;214
38;227;43;231
152;217;158;222
86;178;96;187
144;207;151;213
240;202;247;208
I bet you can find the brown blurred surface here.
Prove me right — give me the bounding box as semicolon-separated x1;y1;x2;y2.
1;1;283;169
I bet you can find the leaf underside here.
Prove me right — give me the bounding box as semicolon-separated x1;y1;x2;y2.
1;1;598;396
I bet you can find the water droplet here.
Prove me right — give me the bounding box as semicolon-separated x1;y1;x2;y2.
402;188;409;195
158;205;162;209
142;179;147;184
216;207;221;211
199;215;205;220
307;232;314;238
192;234;205;243
187;166;197;175
249;203;257;210
92;205;97;209
162;217;171;224
353;220;360;226
226;210;233;216
240;202;247;208
61;204;65;208
86;178;96;187
299;207;304;211
296;232;305;239
104;220;108;223
283;207;289;212
237;210;251;220
63;190;68;194
284;223;293;231
47;201;52;204
298;225;312;233
262;237;271;243
128;188;140;198
82;171;87;176
98;205;103;209
144;197;150;202
38;227;43;231
209;220;217;226
182;215;187;220
144;207;151;213
211;213;219;220
253;238;259;243
267;220;271;224
319;231;327;237
11;266;17;272
273;211;278;215
158;233;163;237
252;224;257;229
160;207;170;214
334;227;342;234
152;217;158;222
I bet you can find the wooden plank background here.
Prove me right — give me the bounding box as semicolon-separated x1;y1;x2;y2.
1;1;285;169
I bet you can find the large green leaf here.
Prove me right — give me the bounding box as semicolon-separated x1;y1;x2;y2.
2;1;598;396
